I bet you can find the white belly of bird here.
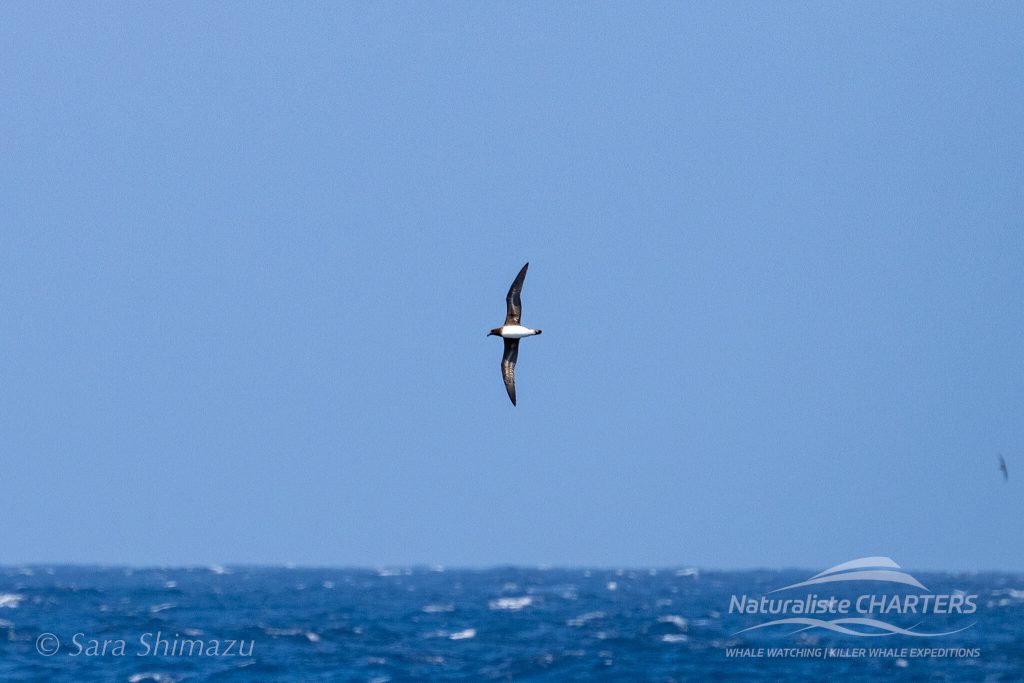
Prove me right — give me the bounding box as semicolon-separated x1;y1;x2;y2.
500;325;536;339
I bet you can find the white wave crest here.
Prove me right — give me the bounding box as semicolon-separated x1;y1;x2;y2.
422;603;455;613
657;615;688;630
567;611;606;627
489;596;532;611
0;594;23;609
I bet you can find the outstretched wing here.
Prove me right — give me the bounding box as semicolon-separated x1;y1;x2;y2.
501;338;520;406
504;262;529;326
1000;455;1009;481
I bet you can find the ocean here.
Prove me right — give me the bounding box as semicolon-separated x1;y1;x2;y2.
0;566;1021;681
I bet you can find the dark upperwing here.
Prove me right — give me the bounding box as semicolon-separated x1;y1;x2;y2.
504;262;529;326
501;338;519;406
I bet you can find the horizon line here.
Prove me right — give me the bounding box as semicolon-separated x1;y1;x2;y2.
2;562;1021;574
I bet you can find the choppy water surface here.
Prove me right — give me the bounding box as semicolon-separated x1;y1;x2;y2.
0;566;1021;681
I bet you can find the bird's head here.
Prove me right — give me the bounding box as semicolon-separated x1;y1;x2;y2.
487;328;502;337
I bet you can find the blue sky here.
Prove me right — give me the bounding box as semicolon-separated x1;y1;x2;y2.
2;2;1022;569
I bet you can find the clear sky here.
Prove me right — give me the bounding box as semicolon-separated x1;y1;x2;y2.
2;2;1022;570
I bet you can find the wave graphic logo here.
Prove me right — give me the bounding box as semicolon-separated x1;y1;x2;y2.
735;616;973;637
730;556;977;638
770;556;928;593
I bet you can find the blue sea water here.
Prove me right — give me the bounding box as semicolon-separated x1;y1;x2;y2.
0;566;1021;681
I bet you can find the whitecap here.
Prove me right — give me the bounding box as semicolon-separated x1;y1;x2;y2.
675;567;700;578
489;596;533;611
661;634;689;643
208;565;229;575
149;603;175;614
264;627;319;642
449;628;476;640
322;581;335;589
606;581;618;591
0;594;23;609
422;603;455;613
657;615;688;630
128;674;179;683
422;629;449;639
567;611;606;627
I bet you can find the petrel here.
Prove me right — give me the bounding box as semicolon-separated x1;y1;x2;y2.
488;262;542;406
999;454;1009;482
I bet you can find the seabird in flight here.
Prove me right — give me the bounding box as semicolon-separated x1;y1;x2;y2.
488;262;542;406
999;454;1008;482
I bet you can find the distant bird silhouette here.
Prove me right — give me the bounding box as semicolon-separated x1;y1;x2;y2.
487;263;542;406
999;454;1008;482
